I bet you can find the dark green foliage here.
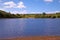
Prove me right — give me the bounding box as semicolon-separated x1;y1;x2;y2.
47;16;51;18
52;16;56;18
42;12;46;15
0;10;22;18
57;16;60;18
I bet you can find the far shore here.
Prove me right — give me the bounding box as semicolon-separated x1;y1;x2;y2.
0;36;60;40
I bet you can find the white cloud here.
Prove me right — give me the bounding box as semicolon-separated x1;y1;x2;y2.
11;11;20;14
11;10;27;14
4;1;16;8
44;0;53;2
20;10;27;13
30;12;42;14
55;11;60;13
17;1;26;8
0;8;5;10
45;11;60;14
2;1;26;14
3;1;26;9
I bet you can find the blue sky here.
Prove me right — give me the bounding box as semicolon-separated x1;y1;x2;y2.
0;0;60;14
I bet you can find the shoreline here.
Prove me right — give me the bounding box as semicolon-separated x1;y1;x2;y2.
0;36;60;40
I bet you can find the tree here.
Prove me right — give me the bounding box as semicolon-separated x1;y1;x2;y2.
42;12;46;18
42;12;46;15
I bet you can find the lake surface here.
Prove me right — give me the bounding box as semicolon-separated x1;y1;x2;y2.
0;18;60;38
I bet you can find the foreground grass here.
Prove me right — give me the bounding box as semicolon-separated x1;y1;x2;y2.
0;36;60;40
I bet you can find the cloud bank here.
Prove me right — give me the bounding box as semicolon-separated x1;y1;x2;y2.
4;1;26;9
44;0;53;2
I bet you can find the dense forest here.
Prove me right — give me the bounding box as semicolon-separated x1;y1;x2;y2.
0;10;60;18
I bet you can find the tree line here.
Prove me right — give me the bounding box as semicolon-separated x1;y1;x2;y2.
0;10;60;18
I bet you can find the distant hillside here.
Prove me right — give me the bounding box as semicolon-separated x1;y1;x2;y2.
0;10;60;18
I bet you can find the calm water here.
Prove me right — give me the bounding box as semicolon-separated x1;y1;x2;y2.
0;18;60;38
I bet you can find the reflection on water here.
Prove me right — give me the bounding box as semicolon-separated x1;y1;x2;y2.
0;18;60;38
0;19;26;38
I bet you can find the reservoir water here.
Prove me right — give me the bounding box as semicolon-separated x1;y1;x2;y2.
0;18;60;38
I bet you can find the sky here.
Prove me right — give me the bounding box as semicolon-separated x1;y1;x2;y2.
0;0;60;14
